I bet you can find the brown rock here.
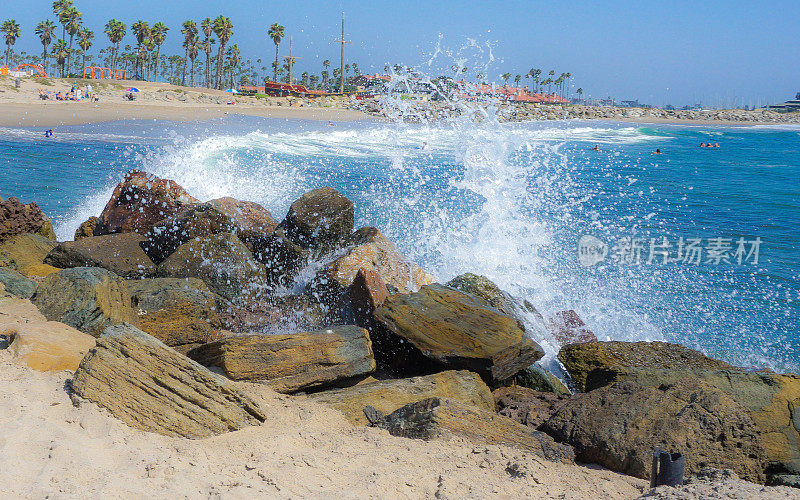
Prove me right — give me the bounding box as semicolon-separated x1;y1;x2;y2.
279;186;354;249
0;233;59;277
127;278;223;348
74;216;105;240
0;196;56;242
187;326;375;393
446;272;543;323
44;233;156;278
540;379;767;482
140;203;236;264
558;341;732;391
207;197;277;251
7;320;96;372
217;294;326;333
98;170;198;235
547;310;598;346
32;267;137;337
493;386;570;428
378;397;575;463
349;267;389;322
71;323;266;438
374;284;544;381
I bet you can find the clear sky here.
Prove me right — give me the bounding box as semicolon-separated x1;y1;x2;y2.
5;0;799;107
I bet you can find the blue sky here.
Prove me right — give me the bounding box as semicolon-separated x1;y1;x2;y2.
6;0;800;106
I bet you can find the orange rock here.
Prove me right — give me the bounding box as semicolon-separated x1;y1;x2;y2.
7;321;96;372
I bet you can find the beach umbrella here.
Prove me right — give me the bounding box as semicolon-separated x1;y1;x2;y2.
127;87;139;92
225;88;239;94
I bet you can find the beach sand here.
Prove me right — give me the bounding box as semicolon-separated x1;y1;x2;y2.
0;350;646;499
0;76;369;127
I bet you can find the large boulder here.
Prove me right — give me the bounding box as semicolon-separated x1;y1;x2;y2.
558;341;733;391
0;196;56;242
311;370;494;426
140;203;236;264
315;228;435;298
71;324;266;438
609;368;800;476
44;233;156;278
540;379;767;482
32;267;137;337
216;294;326;334
74;216;103;240
0;292;96;372
0;233;59;277
187;326;375;393
373;284;544;381
493;386;570;429
377;397;575;463
155;233;271;301
446;272;543;323
547;310;598;346
278;187;354;249
503;364;571;395
97;170;198;235
0;267;37;299
127;278;223;351
207;197;277;251
251;227;310;287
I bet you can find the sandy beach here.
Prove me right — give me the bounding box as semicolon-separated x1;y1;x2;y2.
0;76;368;127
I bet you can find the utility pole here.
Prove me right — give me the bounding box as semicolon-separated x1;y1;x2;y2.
334;12;351;94
283;36;300;85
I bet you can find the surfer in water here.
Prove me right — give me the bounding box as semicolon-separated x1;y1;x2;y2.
44;129;53;138
590;144;600;151
653;148;663;154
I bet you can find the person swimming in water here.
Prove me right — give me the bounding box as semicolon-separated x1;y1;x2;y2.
44;129;53;138
590;144;600;151
653;148;663;154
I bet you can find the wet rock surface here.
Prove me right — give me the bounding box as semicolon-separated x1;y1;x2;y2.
278;186;354;249
71;323;266;438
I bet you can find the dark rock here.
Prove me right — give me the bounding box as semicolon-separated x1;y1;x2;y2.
0;267;37;299
217;294;326;333
503;364;571;395
547;310;598;346
446;272;543;323
767;474;800;488
0;196;56;242
32;267;137;337
155;233;271;301
378;397;575;463
311;370;495;426
71;323;266;438
98;170;198;235
251;228;310;287
540;379;767;482
187;325;375;393
44;233;156;278
493;386;570;428
279;187;354;249
558;341;733;391
140;203;236;264
373;284;544;381
207;197;277;252
127;278;223;349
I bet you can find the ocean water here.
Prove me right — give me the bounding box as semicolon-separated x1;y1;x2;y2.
1;116;798;373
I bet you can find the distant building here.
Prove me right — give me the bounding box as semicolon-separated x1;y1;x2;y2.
768;92;800;112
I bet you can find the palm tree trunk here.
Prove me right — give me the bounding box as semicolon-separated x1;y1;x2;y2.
273;44;278;82
154;48;160;82
42;45;48;74
182;47;188;85
190;58;195;86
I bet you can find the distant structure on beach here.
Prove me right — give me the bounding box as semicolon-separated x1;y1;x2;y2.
768;92;800;112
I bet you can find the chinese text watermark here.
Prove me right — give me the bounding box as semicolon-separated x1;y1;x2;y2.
578;235;762;267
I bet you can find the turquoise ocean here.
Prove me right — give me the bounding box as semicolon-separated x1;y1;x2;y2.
1;116;798;372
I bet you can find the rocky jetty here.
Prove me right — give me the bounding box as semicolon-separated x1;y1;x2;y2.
1;169;798;493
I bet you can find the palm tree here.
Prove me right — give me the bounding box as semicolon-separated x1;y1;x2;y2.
531;68;541;92
501;72;511;87
104;20;125;75
226;43;240;87
35;20;56;74
52;39;68;77
267;23;284;82
187;36;199;86
212;16;233;89
150;22;168;82
200;17;214;88
52;0;72;40
301;71;309;86
77;27;93;72
1;20;21;68
130;20;149;78
180;20;197;85
514;74;522;87
64;6;81;74
576;88;583;101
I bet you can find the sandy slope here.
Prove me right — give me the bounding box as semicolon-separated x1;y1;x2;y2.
0;350;646;499
0;76;368;127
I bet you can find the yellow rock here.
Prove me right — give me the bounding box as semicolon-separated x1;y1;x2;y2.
7;321;96;372
0;233;58;277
